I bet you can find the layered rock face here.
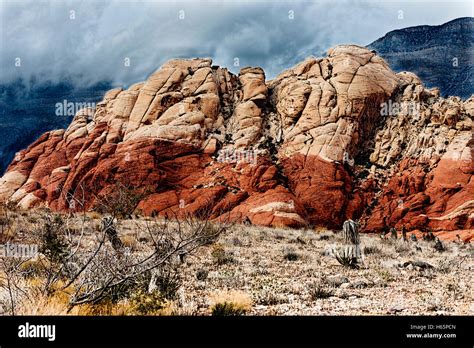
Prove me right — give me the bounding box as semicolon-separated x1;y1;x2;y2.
0;45;472;240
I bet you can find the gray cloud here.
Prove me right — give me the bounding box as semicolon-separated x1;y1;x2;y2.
0;0;471;87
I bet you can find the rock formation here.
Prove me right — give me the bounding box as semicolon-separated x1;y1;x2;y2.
0;45;472;241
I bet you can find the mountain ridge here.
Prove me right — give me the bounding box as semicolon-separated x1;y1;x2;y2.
368;17;473;99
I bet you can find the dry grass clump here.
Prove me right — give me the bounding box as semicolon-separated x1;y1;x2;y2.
437;259;454;274
17;255;51;278
120;233;138;250
15;279;73;315
315;230;333;241
17;291;71;315
0;204;16;243
14;278;175;316
209;290;252;316
375;267;395;283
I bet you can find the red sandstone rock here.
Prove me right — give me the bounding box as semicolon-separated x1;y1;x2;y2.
0;45;472;241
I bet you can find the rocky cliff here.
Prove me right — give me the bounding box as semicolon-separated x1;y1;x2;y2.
0;45;472;240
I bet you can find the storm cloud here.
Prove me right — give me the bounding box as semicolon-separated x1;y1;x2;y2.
0;0;471;87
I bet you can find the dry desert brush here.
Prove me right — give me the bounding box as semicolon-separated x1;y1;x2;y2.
65;214;229;309
0;207;230;314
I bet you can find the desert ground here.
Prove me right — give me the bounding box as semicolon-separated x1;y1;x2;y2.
0;207;472;316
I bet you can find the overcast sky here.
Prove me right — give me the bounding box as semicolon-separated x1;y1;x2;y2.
0;0;472;87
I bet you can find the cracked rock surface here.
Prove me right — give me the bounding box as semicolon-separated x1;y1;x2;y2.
0;45;472;241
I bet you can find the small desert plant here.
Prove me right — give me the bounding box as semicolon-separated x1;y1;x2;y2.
0;204;13;243
390;227;398;239
363;245;381;255
255;290;284;306
120;234;138;250
394;240;411;254
18;256;51;278
423;231;436;241
434;238;446;252
283;247;299;261
27;216;38;224
444;279;462;300
129;289;168;315
38;215;70;264
437;259;453;274
376;268;394;283
295;236;307;244
77;298;119;316
149;268;182;301
196;269;208;281
210;290;252;316
309;282;334;300
231;237;243;246
211;244;234;265
334;247;359;269
274;232;285;240
317;234;331;241
211;302;246;316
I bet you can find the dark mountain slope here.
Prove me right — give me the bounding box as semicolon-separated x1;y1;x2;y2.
368;17;473;99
